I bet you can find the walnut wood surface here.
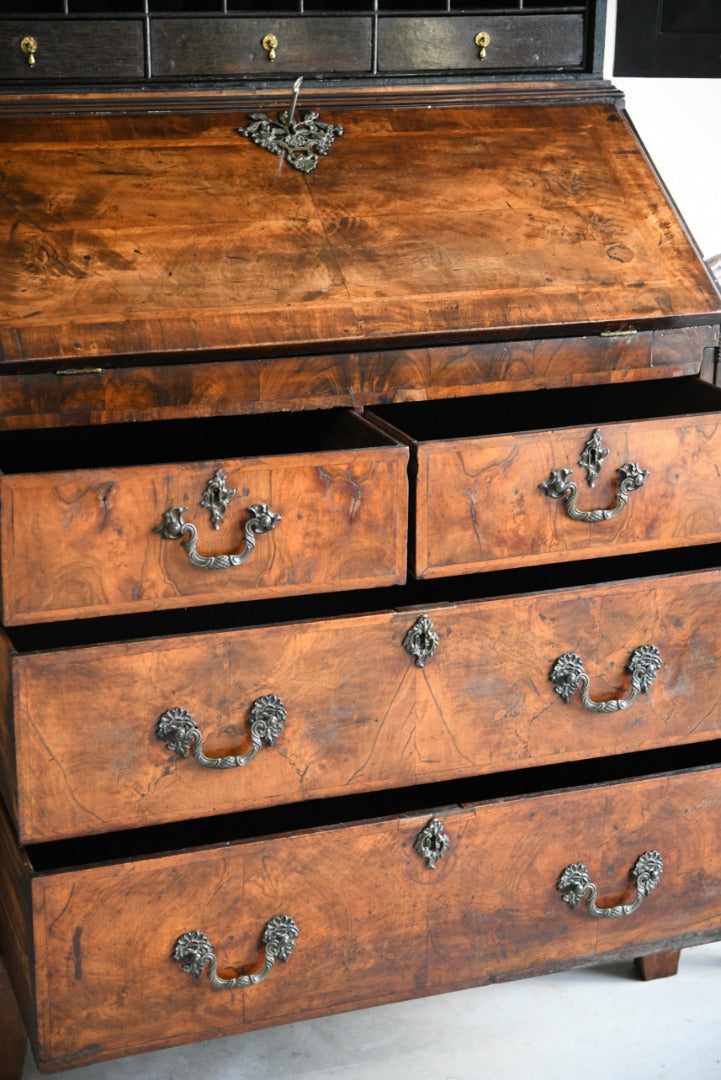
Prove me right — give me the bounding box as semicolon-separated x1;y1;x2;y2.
1;104;719;366
0;443;408;625
0;954;28;1080
0;327;713;432
634;949;681;981
6;567;721;844
411;405;721;577
16;765;721;1068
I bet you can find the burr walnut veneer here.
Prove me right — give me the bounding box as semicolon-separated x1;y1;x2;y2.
1;17;721;1073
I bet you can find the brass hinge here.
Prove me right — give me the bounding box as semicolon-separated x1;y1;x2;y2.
599;329;638;338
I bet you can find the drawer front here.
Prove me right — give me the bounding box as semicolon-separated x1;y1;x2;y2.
25;765;721;1067
0;21;144;80
412;412;721;577
377;15;585;73
0;445;408;625
151;18;372;77
8;567;721;843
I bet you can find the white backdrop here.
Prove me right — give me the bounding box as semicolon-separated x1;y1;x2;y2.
604;0;721;258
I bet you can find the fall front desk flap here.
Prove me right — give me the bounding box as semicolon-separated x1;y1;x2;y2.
2;101;720;365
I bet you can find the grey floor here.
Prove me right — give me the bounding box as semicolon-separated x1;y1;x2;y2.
21;942;721;1079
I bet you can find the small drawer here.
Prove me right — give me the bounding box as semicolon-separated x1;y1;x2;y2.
0;20;144;81
5;552;721;843
368;378;721;578
377;14;585;73
4;754;721;1069
0;410;408;625
151;17;372;77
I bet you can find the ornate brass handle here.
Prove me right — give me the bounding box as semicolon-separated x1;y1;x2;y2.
20;36;37;67
550;645;661;713
154;503;280;570
157;695;286;769
558;851;663;918
262;33;278;62
474;31;491;60
540;461;648;522
173;916;299;990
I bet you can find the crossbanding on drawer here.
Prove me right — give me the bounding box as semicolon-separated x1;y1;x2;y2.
6;755;721;1070
0;410;408;624
4;551;721;844
366;378;721;577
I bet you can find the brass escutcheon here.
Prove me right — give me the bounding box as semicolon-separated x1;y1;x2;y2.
20;35;38;67
262;33;278;62
474;31;491;61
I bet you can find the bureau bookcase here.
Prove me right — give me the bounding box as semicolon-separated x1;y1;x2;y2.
1;2;721;1073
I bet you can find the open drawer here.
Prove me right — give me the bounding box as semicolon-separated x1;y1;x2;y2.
3;547;721;844
3;748;721;1071
0;410;408;625
367;378;721;577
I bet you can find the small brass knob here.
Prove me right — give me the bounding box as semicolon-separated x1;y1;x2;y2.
262;33;278;62
20;35;38;68
474;31;491;61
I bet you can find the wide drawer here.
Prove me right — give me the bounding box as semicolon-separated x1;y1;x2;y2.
4;552;721;844
0;20;144;81
377;14;585;73
151;17;372;77
368;378;721;578
0;410;408;625
4;755;721;1070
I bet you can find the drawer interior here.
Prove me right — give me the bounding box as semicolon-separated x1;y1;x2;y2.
366;377;721;443
0;408;395;475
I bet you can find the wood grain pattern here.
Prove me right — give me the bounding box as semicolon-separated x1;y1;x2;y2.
1;104;718;366
0;327;714;432
7;567;721;844
411;405;721;577
0;954;28;1080
1;442;408;625
634;949;681;981
0;797;36;1050
19;765;721;1068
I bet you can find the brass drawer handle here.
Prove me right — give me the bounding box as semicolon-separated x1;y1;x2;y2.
174;916;299;990
154;503;280;570
20;35;37;67
539;461;648;522
157;695;286;769
262;33;278;62
474;31;491;61
550;645;661;713
558;851;663;919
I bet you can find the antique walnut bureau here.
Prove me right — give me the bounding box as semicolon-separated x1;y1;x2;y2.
1;1;721;1073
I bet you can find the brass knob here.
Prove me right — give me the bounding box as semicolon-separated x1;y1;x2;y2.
20;35;38;68
474;31;491;61
262;33;278;62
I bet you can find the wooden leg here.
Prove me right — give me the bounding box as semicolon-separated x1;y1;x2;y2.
634;949;681;981
0;954;28;1079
